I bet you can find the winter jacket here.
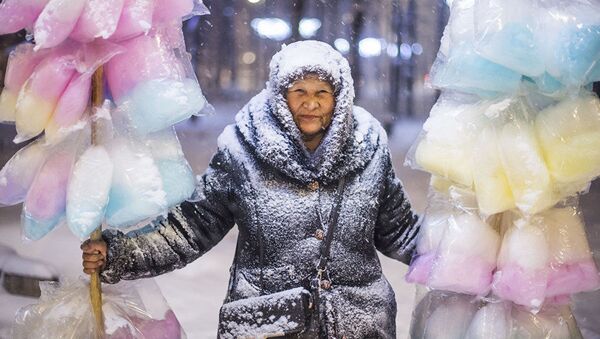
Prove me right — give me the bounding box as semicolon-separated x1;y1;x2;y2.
101;40;420;339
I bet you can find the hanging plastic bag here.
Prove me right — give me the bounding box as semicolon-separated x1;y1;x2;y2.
0;43;49;123
69;0;125;42
33;0;86;51
464;301;511;339
110;0;154;41
145;128;195;208
535;92;600;186
21;130;88;241
106;22;208;136
12;278;186;338
473;0;543;77
0;138;49;206
0;0;49;35
406;93;488;188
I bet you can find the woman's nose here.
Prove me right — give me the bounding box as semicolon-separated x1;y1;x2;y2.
303;99;319;111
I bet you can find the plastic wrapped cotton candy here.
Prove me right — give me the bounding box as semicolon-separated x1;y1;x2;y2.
535;93;600;186
33;0;86;50
69;0;125;42
473;0;543;77
464;302;511;339
0;0;49;35
152;0;194;23
496;99;555;214
12;279;186;338
510;304;580;338
540;2;600;87
0;43;49;123
410;95;488;187
473;127;515;215
44;73;91;143
66;146;113;239
0;139;48;206
428;213;500;296
411;291;478;339
145;128;195;208
110;0;154;41
106;26;207;135
14;50;76;143
105;137;167;228
22;145;78;240
541;207;600;298
492;216;549;309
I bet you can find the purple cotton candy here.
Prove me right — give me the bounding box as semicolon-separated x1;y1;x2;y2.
405;252;435;285
492;264;548;309
545;259;600;297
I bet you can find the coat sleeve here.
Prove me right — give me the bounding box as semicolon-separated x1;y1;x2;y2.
100;150;236;284
374;155;421;265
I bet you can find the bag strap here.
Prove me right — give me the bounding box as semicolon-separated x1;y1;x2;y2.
315;177;346;281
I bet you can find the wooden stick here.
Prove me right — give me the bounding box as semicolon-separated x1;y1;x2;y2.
89;66;104;338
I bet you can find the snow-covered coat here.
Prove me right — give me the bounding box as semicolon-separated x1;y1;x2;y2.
101;40;420;338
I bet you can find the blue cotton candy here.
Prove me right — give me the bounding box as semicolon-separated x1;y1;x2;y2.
475;23;543;77
22;212;63;241
156;159;195;207
121;78;206;135
430;45;522;97
529;73;565;97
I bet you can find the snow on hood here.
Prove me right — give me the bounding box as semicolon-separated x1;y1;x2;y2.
234;40;382;185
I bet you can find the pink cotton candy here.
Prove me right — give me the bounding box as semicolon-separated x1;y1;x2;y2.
0;139;47;206
44;73;91;143
492;264;548;309
110;0;154;41
24;151;73;220
105;33;184;101
109;310;183;339
0;0;49;35
70;0;125;42
429;255;496;296
33;0;86;50
545;259;600;297
152;0;193;23
406;252;435;285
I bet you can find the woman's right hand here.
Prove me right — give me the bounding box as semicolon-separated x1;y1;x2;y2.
81;239;108;275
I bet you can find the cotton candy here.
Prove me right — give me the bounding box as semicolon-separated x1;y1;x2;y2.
0;139;48;206
492;219;549;309
152;0;194;23
45;73;92;143
498;115;555;214
14;52;76;142
541;207;600;297
464;302;511;339
33;0;86;50
22;149;75;240
429;213;500;295
70;0;125;42
105;137;167;228
0;44;49;123
145;128;195;207
120;78;206;135
66;146;113;239
473;127;515;215
535;94;600;185
0;0;49;35
110;0;154;41
422;295;478;339
473;0;543;77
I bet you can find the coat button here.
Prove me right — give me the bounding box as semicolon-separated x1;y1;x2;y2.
320;280;331;289
307;181;319;191
314;229;324;240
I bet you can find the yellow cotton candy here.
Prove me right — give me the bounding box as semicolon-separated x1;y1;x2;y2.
539;207;592;263
536;95;600;184
0;89;17;122
499;122;555;214
415;140;473;187
15;94;54;141
473;128;515;215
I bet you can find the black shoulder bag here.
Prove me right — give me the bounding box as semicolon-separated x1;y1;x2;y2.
218;177;346;338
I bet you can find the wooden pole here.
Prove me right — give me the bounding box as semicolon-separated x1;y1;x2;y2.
89;66;105;338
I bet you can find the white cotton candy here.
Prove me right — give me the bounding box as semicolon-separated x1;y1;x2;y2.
464;302;511;339
0;138;48;206
423;296;477;339
66;146;113;239
105;137;167;228
535;94;600;186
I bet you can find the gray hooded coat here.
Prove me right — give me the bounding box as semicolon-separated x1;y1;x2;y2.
101;41;420;339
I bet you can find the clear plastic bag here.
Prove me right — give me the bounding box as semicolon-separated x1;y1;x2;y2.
69;0;125;42
106;23;208;136
110;0;155;41
12;278;186;338
33;0;86;51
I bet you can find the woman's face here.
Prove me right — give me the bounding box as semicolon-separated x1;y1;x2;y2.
286;75;335;138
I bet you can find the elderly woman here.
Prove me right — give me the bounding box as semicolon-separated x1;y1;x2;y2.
82;40;420;338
